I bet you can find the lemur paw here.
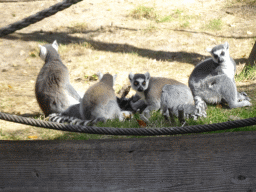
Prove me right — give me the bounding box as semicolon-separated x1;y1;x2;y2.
239;92;251;102
244;100;252;107
140;113;149;123
121;111;133;120
194;96;207;118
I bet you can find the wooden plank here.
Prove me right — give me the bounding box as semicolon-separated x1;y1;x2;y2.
0;131;256;191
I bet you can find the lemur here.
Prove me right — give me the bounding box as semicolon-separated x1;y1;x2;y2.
35;40;81;117
128;72;206;124
49;72;132;125
189;42;252;109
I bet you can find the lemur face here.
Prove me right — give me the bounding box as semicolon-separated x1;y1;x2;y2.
207;42;229;64
129;72;150;92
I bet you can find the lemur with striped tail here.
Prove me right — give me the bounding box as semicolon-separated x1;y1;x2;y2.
128;72;206;125
189;42;251;109
49;72;132;126
35;40;81;117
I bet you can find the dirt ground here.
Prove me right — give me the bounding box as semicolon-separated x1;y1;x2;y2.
0;0;255;139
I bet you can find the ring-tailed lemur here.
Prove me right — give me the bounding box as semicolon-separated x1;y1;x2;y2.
128;72;206;124
49;72;132;125
35;40;81;117
161;84;206;125
189;42;252;108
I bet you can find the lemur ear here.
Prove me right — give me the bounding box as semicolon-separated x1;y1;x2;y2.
97;71;103;80
206;47;212;53
38;44;47;61
52;40;58;52
224;42;229;50
145;72;150;80
113;74;117;84
129;72;134;81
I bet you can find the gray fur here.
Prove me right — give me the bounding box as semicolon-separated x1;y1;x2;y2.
35;40;81;117
80;73;122;121
161;84;195;116
129;72;204;124
49;72;132;125
189;42;252;108
61;103;81;119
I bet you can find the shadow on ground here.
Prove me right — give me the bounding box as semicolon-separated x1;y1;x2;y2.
3;25;254;65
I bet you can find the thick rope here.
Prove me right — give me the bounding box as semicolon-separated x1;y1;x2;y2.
0;0;82;37
0;112;256;136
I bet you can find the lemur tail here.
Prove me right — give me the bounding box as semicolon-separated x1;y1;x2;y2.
176;96;207;121
48;113;105;126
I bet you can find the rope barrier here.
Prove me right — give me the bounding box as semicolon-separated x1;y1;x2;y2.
0;112;256;136
0;0;82;37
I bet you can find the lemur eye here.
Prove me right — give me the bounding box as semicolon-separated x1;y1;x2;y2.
213;53;218;59
142;81;146;86
221;51;225;56
134;81;138;86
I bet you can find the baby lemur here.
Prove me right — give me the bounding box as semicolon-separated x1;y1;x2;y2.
35;40;81;117
129;72;206;124
189;42;251;108
49;72;131;125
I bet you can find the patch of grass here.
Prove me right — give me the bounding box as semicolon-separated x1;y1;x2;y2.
1;96;255;140
180;20;190;28
158;9;194;29
236;65;256;81
156;15;173;23
130;5;157;20
68;22;88;33
145;23;157;32
82;42;94;49
205;19;223;31
174;9;183;16
228;0;256;5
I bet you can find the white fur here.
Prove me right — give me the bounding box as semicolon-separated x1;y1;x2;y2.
97;71;103;80
113;74;117;85
52;40;58;52
220;58;235;80
67;94;80;106
129;72;134;81
206;47;212;53
39;45;47;61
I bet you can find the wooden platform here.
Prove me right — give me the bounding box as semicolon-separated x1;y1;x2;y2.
0;131;256;191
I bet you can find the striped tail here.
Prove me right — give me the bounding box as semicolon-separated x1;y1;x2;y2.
48;113;93;126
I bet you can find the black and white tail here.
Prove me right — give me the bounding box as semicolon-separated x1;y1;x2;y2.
48;113;93;126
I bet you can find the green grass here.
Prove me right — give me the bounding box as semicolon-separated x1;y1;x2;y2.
129;6;197;29
174;9;183;16
156;15;173;23
180;20;190;28
205;18;223;31
2;89;255;141
47;100;256;140
236;65;256;81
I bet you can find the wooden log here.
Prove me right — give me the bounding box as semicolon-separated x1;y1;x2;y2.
0;131;256;191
